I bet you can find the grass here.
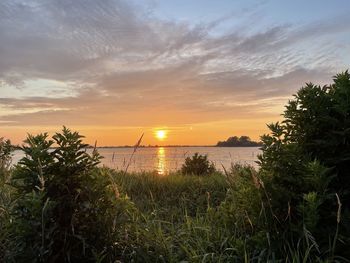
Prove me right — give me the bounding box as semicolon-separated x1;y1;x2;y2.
104;168;228;219
100;167;253;262
86;167;347;262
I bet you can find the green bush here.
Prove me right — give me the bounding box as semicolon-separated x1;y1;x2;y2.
0;138;14;260
258;71;350;259
181;153;216;176
8;127;136;262
0;137;13;183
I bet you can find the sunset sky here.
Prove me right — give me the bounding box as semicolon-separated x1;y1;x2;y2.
1;0;350;146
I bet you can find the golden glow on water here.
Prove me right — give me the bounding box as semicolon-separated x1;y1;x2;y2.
156;147;166;175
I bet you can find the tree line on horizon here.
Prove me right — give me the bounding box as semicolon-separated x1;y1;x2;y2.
216;135;262;147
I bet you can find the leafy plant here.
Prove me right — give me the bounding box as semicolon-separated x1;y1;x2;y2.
258;71;350;259
8;127;137;262
181;153;216;176
0;138;14;260
0;137;13;183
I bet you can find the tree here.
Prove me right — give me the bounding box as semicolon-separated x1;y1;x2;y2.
217;136;261;147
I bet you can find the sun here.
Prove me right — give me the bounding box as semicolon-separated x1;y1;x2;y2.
155;130;167;140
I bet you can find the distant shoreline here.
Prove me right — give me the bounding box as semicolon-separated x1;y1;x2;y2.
12;145;262;150
88;145;262;148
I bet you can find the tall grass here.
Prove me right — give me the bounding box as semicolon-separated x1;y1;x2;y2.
92;166;347;262
1;163;347;262
103;168;228;219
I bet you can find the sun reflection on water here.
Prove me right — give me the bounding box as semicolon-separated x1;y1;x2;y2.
156;147;166;175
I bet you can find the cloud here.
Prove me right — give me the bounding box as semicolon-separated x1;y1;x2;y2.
0;0;349;128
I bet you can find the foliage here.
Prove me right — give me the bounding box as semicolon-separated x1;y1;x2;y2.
258;71;350;259
221;164;264;229
181;153;216;176
0;156;348;262
217;136;262;147
7;127;137;262
0;138;15;260
0;137;13;182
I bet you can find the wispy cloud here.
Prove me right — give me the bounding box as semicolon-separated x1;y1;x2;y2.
0;0;349;130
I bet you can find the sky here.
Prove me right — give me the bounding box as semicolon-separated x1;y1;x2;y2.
0;0;350;146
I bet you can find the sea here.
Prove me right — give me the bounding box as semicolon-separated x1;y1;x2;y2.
11;146;261;175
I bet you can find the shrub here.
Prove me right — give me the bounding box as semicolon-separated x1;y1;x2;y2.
181;153;216;176
0;137;13;183
8;127;135;262
258;71;350;259
0;138;14;260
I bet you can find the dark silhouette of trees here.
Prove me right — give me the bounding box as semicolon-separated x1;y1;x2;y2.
216;136;262;147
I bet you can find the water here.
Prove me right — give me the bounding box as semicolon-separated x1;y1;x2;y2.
11;147;261;175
